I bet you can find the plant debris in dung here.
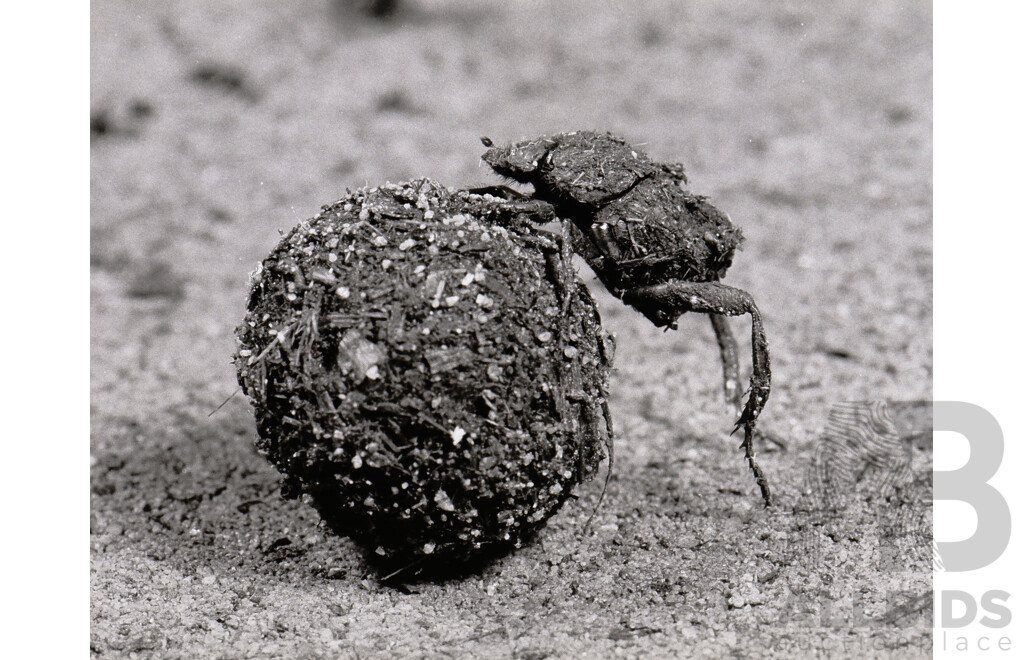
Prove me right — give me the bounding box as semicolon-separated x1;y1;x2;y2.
235;178;614;563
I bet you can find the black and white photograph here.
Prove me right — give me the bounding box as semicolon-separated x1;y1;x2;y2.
84;1;945;656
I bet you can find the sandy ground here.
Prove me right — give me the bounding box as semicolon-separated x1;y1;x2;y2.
91;1;932;657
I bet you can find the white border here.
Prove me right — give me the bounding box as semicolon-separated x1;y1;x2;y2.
4;3;90;657
935;2;1023;656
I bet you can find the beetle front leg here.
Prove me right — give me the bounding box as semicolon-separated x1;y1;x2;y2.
463;186;558;227
464;184;533;200
622;280;772;506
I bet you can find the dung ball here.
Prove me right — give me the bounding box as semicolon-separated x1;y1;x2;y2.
235;178;613;563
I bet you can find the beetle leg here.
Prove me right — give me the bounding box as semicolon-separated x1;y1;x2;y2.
622;280;772;506
464;184;533;200
505;198;558;225
709;314;742;416
710;315;786;452
538;221;578;318
557;218;577;317
463;186;558;227
580;397;615;534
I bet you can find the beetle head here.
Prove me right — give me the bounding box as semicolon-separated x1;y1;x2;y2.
481;136;557;184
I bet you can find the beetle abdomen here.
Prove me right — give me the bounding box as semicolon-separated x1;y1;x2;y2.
586;178;743;292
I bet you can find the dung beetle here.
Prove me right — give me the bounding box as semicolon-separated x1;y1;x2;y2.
479;131;773;505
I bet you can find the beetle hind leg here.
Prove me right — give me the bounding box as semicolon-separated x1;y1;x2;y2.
711;314;787;452
709;314;742;416
622;280;773;506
